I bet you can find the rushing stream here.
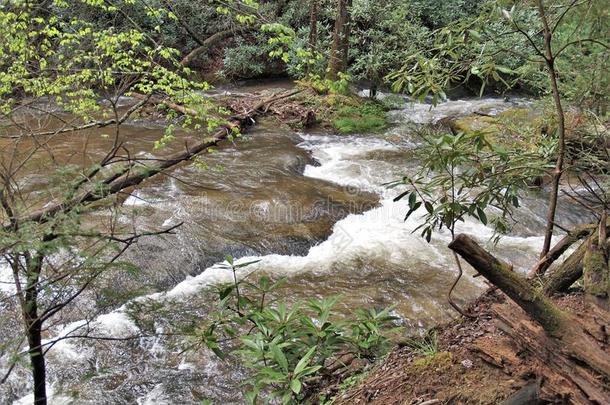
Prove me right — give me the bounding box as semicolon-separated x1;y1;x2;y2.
0;85;589;404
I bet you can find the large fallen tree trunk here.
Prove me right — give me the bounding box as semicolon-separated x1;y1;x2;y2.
449;234;610;403
528;223;595;278
180;29;243;67
543;224;610;295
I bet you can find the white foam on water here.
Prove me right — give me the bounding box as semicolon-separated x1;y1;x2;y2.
101;128;548;307
3;99;555;404
389;97;532;125
123;190;154;207
0;260;16;294
47;119;551;346
136;384;170;405
13;386;74;405
41;320;90;362
95;312;140;337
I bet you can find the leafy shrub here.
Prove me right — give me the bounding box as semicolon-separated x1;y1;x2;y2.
194;256;398;404
222;36;279;78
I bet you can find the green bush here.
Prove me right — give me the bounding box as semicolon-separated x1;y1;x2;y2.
193;256;398;404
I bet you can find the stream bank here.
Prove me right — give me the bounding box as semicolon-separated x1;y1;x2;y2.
332;286;609;405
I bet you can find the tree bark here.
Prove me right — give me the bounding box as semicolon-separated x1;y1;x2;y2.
448;234;565;333
528;223;594;278
23;254;46;405
583;214;609;308
449;234;610;380
537;0;567;260
491;300;610;404
308;0;319;51
327;0;352;80
339;0;352;74
27;315;46;405
543;239;587;295
543;227;610;295
180;29;240;67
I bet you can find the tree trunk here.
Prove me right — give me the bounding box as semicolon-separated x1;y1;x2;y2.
327;0;352;80
543;226;610;295
23;255;46;405
448;234;565;333
449;234;610;381
543;238;587;294
583;214;609;308
537;0;567;260
27;316;46;405
308;0;318;51
528;223;594;278
306;0;318;76
180;29;240;67
339;0;352;73
491;299;610;404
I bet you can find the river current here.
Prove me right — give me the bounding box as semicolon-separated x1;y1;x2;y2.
0;86;586;404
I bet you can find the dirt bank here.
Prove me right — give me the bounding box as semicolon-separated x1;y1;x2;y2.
330;288;609;404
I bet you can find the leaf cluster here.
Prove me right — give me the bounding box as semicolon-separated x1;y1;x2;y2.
192;256;398;404
389;128;554;242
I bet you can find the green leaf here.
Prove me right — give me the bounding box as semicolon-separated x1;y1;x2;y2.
225;255;234;265
290;378;302;394
404;201;422;220
476;207;487;225
424;201;434;214
409;191;417;207
294;346;317;376
219;286;234;300
393;190;410;202
234;259;261;268
271;344;289;372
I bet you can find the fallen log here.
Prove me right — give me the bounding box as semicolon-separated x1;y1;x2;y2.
492;299;610;404
449;234;610;403
448;234;565;333
499;382;540;405
543;235;610;296
584;214;609;310
180;29;245;67
528;223;595;278
543;236;589;295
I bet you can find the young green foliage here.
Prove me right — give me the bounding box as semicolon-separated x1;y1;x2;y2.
190;259;398;404
389;128;554;242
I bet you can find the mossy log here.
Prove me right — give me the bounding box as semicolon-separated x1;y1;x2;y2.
528;223;595;278
492;299;610;404
449;234;610;398
583;240;609;298
448;234;566;333
583;216;609;309
543;236;589;295
543;227;610;296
